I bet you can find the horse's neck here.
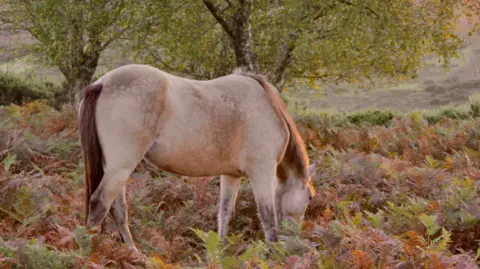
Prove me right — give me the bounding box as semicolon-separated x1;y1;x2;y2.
276;161;298;184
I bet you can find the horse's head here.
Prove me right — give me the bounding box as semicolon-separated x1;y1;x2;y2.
275;161;318;227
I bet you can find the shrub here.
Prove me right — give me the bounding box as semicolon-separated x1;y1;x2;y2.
294;93;480;129
346;110;395;126
0;240;79;269
0;72;63;107
469;93;480;118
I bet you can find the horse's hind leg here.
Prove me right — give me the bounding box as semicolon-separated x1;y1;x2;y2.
248;163;278;242
109;186;137;251
87;164;137;229
87;130;152;236
218;175;241;241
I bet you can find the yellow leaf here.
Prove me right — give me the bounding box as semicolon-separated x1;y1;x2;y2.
151;256;164;265
322;207;334;221
444;156;454;169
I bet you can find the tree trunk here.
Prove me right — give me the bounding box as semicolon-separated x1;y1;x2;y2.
61;51;100;109
231;0;257;71
66;76;92;108
203;0;258;72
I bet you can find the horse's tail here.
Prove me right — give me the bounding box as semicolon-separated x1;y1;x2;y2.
79;83;104;226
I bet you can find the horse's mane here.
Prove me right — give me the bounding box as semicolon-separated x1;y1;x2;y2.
233;69;309;182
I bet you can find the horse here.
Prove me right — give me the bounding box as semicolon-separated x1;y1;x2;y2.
78;64;318;252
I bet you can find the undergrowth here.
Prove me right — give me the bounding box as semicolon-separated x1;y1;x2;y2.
0;71;65;108
0;100;479;268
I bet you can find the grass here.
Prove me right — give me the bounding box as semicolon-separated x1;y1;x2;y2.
0;100;479;268
0;54;64;85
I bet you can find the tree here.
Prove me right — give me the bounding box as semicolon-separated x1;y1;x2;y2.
0;0;164;105
136;0;477;92
130;1;236;80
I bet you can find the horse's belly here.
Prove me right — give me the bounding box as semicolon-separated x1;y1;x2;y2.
146;91;247;177
143;138;244;177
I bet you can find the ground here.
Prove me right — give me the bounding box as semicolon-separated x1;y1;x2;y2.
1;102;479;268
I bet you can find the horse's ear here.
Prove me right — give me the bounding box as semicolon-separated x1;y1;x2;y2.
308;161;318;177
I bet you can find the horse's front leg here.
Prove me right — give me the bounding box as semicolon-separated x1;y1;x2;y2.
249;164;278;242
218;175;241;242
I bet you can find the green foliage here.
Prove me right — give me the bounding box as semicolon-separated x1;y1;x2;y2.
365;210;385;229
295;96;480;129
191;228;320;269
1;0;165;103
0;173;55;225
435;228;453;252
4;240;78;269
191;229;271;269
385;199;428;232
346;110;395;127
191;229;222;265
135;0;474;88
419;214;441;237
2;153;16;175
72;226;95;256
469;92;480;118
131;1;232;79
423;105;472;124
135;204;166;228
0;71;61;107
442;177;479;227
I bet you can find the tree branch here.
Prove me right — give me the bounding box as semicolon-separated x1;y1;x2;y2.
101;26;130;49
202;0;235;39
308;3;338;22
273;32;297;90
338;0;379;18
270;4;338;89
146;49;208;80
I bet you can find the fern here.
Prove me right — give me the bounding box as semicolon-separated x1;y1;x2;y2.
365;210;385;228
418;214;440;237
191;229;222;266
434;228;452;252
3;153;16;175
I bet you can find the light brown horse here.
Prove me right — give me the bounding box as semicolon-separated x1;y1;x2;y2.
79;64;317;251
